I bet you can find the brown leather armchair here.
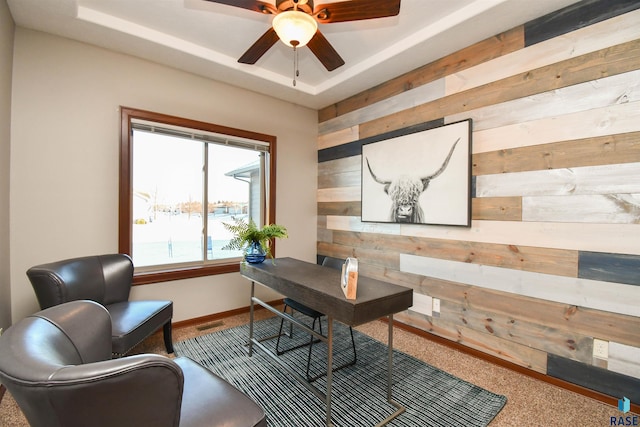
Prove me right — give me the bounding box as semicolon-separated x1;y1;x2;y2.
0;300;267;427
26;253;173;356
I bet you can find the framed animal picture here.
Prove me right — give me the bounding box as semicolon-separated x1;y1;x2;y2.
361;119;472;227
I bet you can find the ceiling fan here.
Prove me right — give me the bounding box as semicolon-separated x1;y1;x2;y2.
204;0;401;71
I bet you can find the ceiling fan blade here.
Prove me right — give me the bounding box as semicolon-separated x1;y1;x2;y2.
203;0;276;14
307;31;345;71
313;0;401;23
238;28;280;64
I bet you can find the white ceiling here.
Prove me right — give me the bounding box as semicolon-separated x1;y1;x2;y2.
7;0;580;110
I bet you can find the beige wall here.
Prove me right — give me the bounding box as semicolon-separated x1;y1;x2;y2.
9;28;318;322
0;0;14;331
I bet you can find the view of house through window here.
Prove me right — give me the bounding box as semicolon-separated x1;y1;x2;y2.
120;108;275;280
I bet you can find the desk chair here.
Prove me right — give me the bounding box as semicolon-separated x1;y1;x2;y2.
275;256;357;381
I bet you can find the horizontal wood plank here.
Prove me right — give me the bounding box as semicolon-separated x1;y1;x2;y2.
525;0;640;46
316;241;398;269
472;196;522;221
472;132;640;175
473;101;640;154
398;312;548;373
439;299;593;363
522;194;640;224
547;354;640;402
448;68;640;133
476;162;640;198
331;230;577;277
400;253;640;317
318;169;361;189
457;284;640;348
317;201;361;216
317;126;358;150
317;215;332;244
318;155;361;176
579;251;640;285
317;186;360;203
318;140;364;163
326;215;401;235
608;342;640;379
317;227;332;244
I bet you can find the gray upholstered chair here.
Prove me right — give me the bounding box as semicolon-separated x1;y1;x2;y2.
0;300;267;427
26;253;173;356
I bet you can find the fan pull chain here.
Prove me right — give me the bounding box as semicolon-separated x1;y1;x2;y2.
292;45;299;87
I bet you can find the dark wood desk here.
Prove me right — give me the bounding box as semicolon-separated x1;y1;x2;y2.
241;257;413;426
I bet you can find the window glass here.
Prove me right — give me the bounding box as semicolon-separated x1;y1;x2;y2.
206;144;262;262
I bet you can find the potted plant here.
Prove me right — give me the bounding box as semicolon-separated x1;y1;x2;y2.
222;217;288;264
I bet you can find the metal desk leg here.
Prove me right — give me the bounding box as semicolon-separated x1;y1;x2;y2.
388;314;393;401
375;314;406;427
326;316;334;426
249;281;255;357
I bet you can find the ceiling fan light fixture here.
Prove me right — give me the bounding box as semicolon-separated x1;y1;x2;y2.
272;10;317;48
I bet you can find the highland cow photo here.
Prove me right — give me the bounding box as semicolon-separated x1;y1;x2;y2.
361;119;472;227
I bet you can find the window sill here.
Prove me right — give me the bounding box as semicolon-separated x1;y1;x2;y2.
133;263;240;285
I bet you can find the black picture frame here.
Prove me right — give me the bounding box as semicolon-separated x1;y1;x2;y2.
361;119;472;227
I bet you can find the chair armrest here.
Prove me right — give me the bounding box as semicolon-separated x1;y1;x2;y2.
47;354;184;427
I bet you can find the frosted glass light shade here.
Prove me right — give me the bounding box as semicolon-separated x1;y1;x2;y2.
272;11;318;48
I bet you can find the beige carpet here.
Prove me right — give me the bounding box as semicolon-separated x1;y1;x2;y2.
0;308;631;426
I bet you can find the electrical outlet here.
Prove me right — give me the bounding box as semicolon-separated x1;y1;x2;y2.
409;292;433;316
432;298;441;317
593;338;609;359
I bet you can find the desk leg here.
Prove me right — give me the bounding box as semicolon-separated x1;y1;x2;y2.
387;314;393;401
249;281;255;357
375;314;406;427
326;316;334;426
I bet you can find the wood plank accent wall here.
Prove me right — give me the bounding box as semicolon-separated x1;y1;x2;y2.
316;0;640;403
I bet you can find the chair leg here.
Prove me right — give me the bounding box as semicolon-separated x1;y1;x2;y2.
277;308;324;362
163;321;174;354
275;304;290;356
307;322;357;383
289;315;294;338
305;317;321;381
348;326;357;363
285;305;294;338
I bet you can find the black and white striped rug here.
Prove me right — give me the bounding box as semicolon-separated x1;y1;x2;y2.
175;316;506;427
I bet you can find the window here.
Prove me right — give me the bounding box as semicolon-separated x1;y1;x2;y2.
119;107;276;284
